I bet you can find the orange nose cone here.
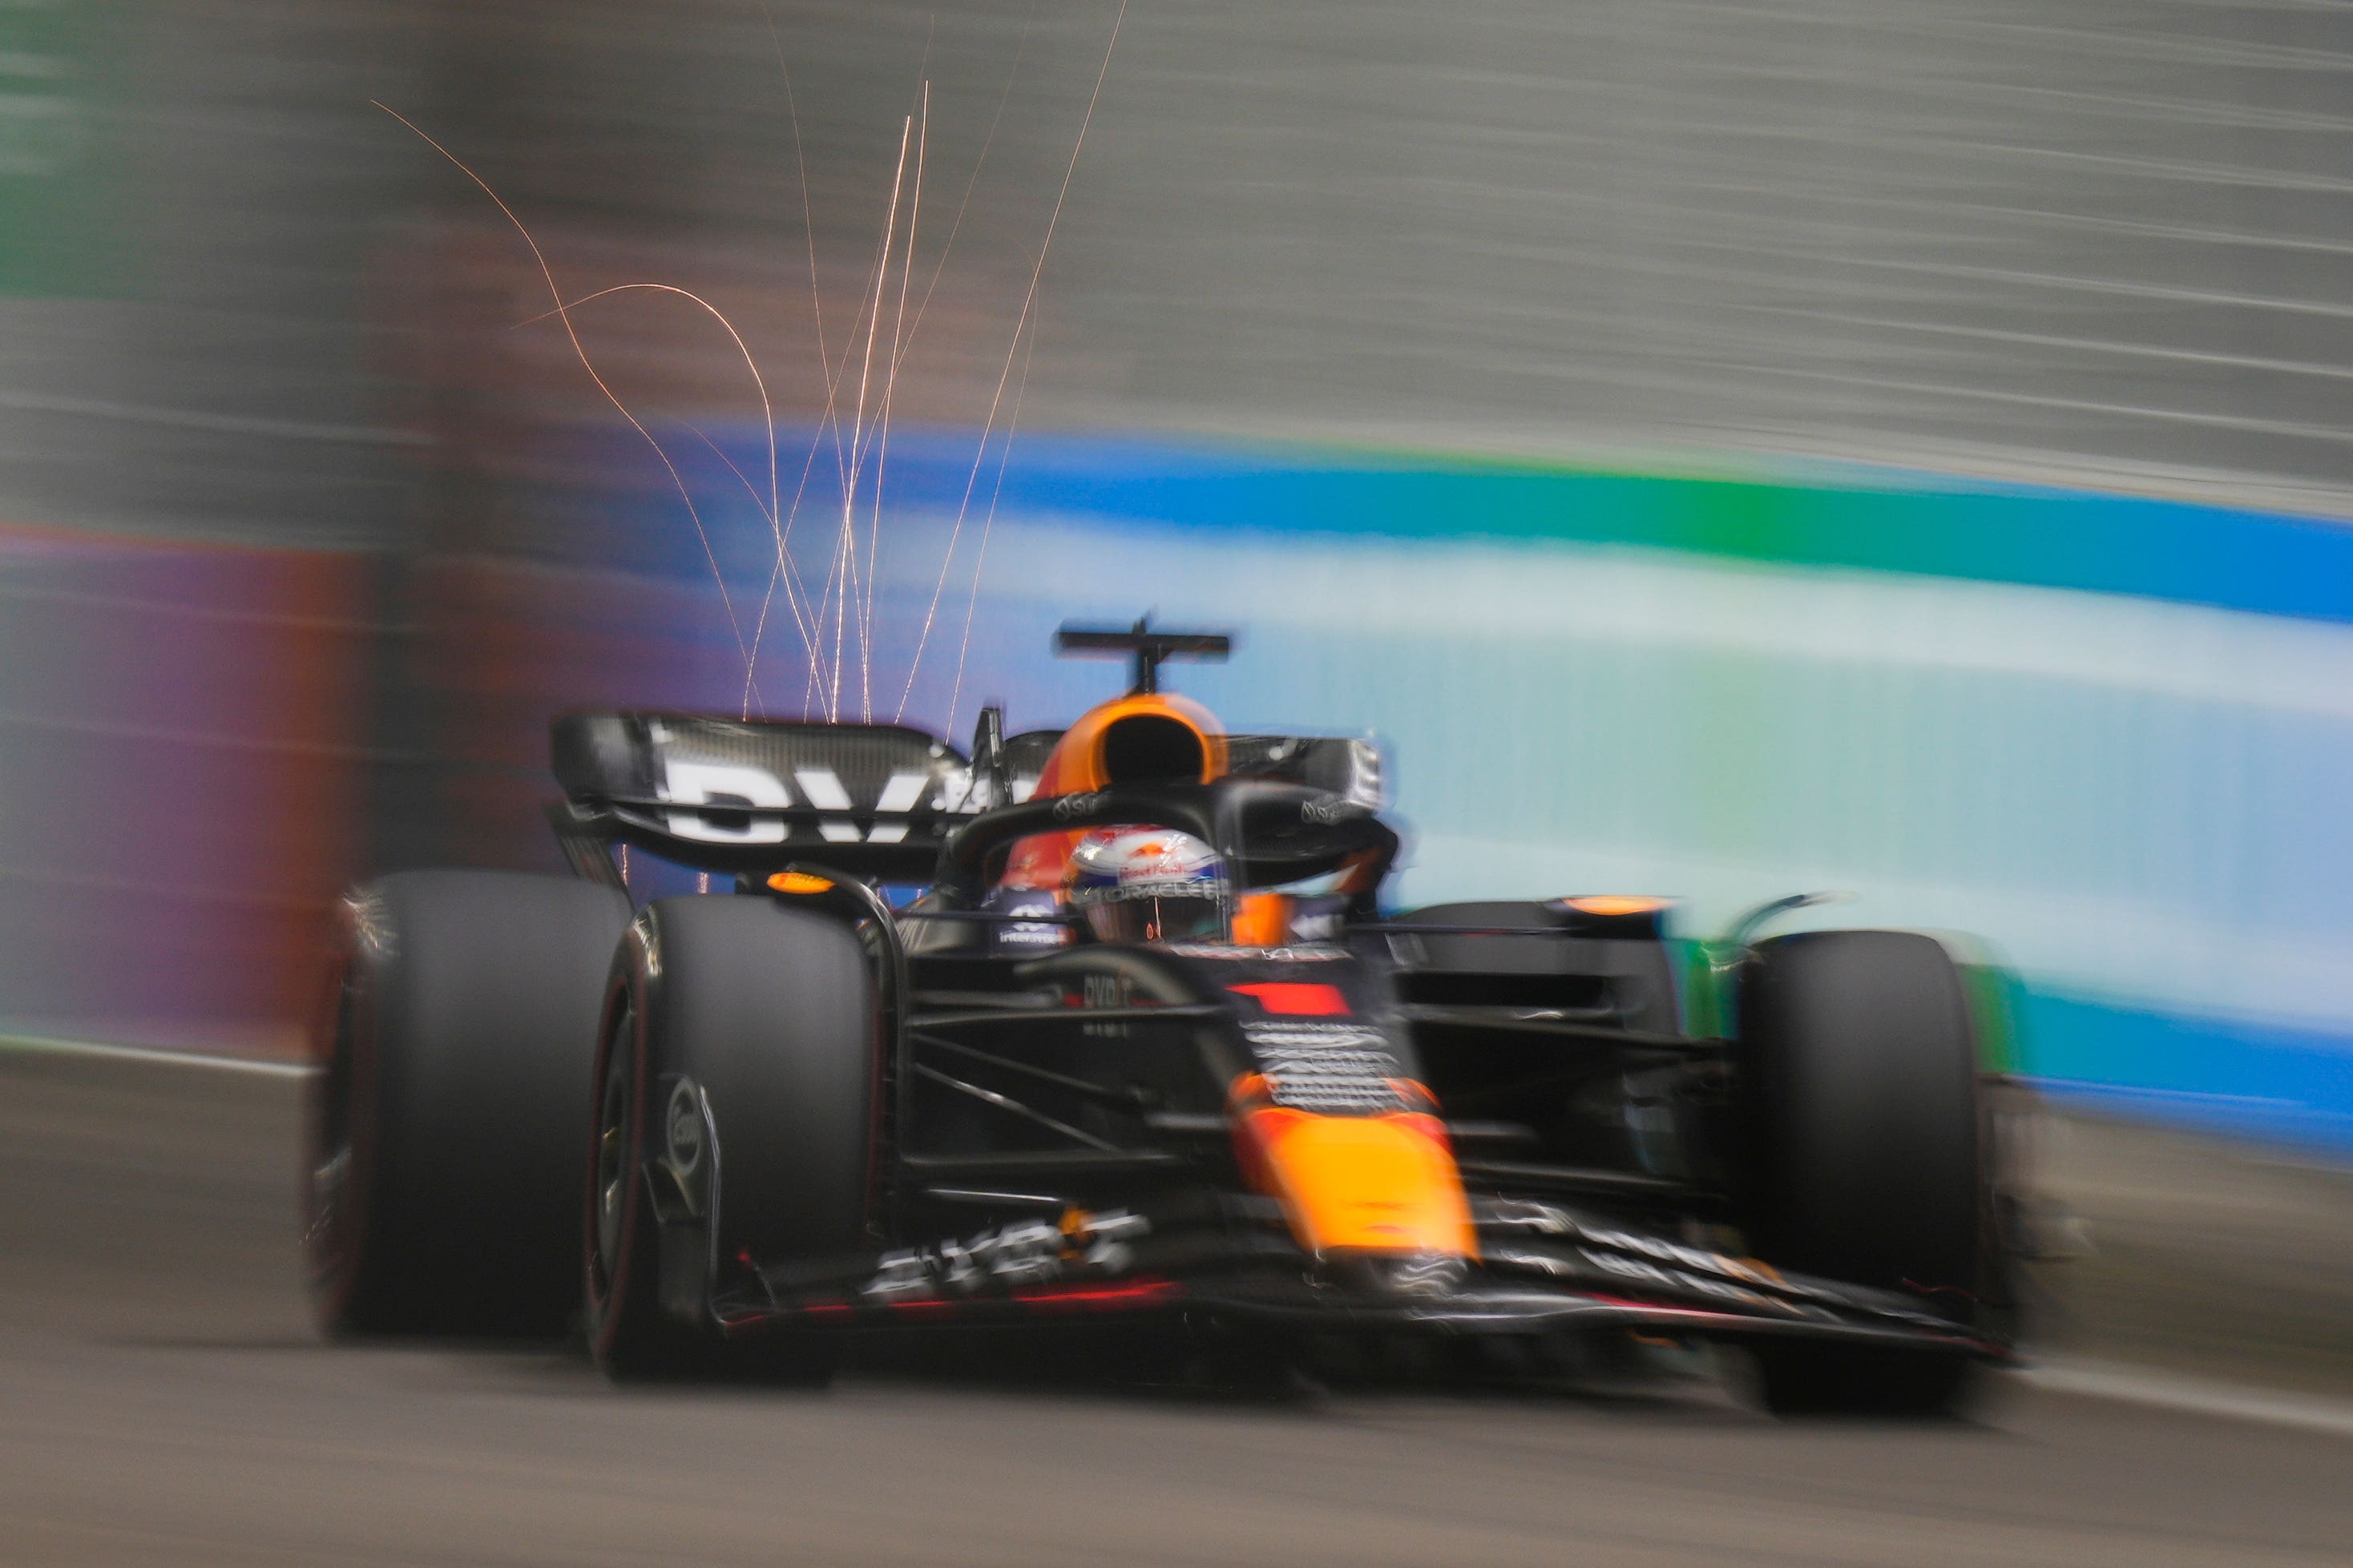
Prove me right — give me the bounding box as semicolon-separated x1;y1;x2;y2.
1233;1102;1478;1260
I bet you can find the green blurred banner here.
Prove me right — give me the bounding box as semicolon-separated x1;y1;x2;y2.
0;1;120;297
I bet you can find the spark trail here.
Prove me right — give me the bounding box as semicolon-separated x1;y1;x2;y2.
370;102;754;682
897;0;1131;724
385;3;1124;732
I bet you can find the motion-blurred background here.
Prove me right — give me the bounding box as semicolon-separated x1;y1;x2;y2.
3;0;2350;1159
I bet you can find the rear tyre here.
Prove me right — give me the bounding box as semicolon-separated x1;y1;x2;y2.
306;870;631;1336
1737;930;1991;1417
585;896;877;1382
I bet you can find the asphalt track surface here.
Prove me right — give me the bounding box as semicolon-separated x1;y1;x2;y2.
5;1046;2350;1566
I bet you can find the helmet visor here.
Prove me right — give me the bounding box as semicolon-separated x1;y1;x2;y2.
1080;888;1226;945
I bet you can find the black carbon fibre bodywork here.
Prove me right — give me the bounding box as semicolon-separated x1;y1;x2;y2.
604;848;2006;1370
539;699;2014;1377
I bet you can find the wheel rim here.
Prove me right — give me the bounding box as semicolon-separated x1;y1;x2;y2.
591;1000;635;1294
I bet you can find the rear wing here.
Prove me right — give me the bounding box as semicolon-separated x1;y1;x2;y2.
1226;733;1383;808
549;709;1385;885
551;711;986;881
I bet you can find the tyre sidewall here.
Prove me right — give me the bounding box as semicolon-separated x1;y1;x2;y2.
306;905;381;1327
584;920;676;1372
584;897;878;1378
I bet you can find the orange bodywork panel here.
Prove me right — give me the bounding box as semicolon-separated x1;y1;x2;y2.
1229;1089;1479;1260
1001;691;1229;890
1229;893;1293;948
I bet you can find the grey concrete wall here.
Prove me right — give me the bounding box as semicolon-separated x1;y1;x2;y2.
1031;0;2353;507
10;0;2351;551
430;0;2353;509
0;2;427;550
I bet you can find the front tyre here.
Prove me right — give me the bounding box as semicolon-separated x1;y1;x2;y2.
1738;930;1994;1416
585;896;878;1381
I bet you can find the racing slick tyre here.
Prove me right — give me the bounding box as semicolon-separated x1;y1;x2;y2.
1737;930;1992;1417
307;870;632;1336
586;896;876;1383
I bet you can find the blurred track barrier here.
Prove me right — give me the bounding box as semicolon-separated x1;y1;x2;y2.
0;526;368;1058
9;0;2353;1153
10;422;2346;1145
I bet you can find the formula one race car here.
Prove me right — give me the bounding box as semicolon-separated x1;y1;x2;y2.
307;623;2015;1414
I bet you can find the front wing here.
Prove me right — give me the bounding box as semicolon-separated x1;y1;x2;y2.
708;1195;2008;1361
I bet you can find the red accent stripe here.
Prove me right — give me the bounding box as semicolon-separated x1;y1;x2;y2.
1010;1278;1182;1309
1228;982;1350;1016
743;1278;1185;1328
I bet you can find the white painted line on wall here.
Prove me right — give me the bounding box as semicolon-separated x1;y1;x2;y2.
2023;1358;2353;1441
0;1033;312;1079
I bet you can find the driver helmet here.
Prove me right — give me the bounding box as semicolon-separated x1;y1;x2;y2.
1064;828;1228;945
